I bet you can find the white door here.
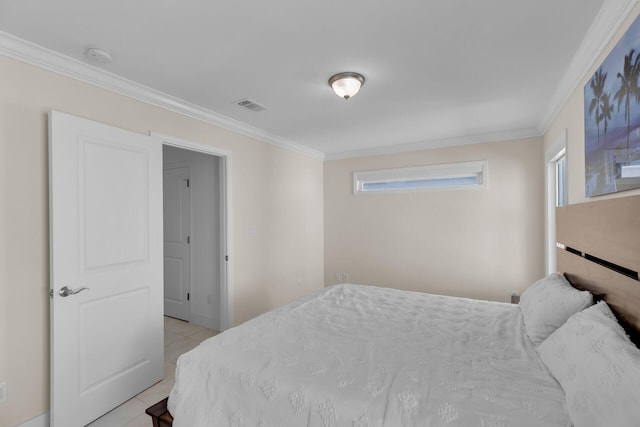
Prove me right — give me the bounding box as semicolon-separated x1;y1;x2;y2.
163;165;191;321
49;111;163;427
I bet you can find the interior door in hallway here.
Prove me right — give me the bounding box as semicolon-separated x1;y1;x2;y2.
163;165;191;321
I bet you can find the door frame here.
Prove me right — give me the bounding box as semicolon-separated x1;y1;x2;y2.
152;132;233;331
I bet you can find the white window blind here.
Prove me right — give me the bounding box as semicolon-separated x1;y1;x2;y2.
353;160;488;194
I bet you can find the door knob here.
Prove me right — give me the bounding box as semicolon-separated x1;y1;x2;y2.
58;286;90;297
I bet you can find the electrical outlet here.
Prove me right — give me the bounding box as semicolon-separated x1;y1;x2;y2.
335;272;350;283
0;382;7;404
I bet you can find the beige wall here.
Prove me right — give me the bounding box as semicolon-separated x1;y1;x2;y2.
324;137;545;302
0;55;324;426
544;5;640;204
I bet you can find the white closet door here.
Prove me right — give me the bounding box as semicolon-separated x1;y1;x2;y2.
163;165;191;321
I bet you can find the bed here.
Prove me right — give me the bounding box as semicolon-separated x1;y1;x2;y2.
149;195;640;427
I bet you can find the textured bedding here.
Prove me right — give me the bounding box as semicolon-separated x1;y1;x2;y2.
168;284;570;426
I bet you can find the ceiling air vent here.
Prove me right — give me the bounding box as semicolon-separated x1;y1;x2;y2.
235;98;267;112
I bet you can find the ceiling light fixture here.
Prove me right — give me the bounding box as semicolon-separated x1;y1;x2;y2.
328;72;365;100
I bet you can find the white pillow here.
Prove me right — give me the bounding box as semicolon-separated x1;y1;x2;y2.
538;301;640;427
519;273;592;346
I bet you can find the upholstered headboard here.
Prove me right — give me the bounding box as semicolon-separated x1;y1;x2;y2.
556;195;640;344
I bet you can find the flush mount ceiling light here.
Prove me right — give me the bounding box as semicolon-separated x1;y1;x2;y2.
328;72;365;100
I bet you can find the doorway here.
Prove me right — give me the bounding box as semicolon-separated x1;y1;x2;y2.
49;113;233;426
159;136;233;332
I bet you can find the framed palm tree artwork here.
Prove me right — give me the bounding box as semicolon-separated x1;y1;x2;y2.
584;14;640;197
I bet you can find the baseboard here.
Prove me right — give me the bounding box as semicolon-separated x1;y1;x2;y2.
189;312;218;331
17;412;49;427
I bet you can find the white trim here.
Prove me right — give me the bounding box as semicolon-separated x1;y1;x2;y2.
539;0;640;134
545;129;568;275
0;30;323;161
0;0;636;161
325;128;539;161
152;132;234;330
17;413;49;427
218;156;233;330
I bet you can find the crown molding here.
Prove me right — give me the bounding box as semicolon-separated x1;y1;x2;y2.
324;127;540;161
0;31;325;160
328;0;640;161
2;0;635;164
539;0;640;134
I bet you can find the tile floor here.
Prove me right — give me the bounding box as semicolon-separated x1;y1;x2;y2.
86;317;218;427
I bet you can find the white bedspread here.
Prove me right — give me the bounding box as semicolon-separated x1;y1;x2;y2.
169;284;569;427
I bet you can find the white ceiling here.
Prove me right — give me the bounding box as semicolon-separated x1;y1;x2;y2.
0;0;610;158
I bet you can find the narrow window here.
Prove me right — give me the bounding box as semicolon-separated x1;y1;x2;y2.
555;151;567;207
353;161;488;194
546;131;567;275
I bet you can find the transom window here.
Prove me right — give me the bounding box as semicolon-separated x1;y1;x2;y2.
353;160;488;194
